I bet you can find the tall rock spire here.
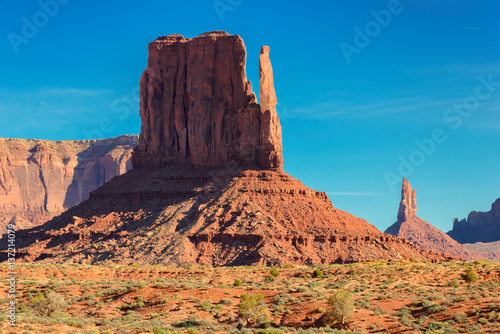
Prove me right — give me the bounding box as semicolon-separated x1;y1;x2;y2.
258;46;283;170
132;31;283;171
397;177;417;222
386;178;482;260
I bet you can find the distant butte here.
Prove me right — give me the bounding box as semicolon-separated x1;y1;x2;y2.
4;32;457;265
448;198;500;243
385;178;482;260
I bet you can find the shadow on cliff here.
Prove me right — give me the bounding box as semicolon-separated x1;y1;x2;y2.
61;138;135;210
9;164;244;252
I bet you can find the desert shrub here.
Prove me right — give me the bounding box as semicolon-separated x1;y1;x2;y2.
238;293;268;326
233;279;242;287
427;321;450;330
264;274;275;282
257;329;285;334
153;329;166;334
172;316;212;329
199;300;212;312
269;267;279;277
325;291;355;326
312;269;323;278
31;292;64;317
219;298;233;305
462;267;477;283
273;293;290;306
447;278;460;287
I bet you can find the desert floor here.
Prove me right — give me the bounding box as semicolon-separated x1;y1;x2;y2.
1;259;499;333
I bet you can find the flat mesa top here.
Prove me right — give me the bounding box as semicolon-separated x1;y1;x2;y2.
151;31;235;45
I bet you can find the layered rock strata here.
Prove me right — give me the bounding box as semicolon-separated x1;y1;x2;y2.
0;135;137;231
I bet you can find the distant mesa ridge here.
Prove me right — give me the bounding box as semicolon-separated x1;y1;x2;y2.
0;135;138;232
385;178;482;260
3;32;457;265
448;198;500;243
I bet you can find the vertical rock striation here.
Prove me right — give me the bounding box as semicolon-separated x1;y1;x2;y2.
397;177;417;222
259;46;283;169
0;135;138;231
132;31;283;171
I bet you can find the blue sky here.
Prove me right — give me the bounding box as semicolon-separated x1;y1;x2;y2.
2;0;500;233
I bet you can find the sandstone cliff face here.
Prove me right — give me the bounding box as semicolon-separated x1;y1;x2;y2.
385;178;482;260
132;31;283;171
0;135;138;231
448;199;500;243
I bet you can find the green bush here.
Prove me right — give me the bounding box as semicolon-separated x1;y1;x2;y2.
312;269;323;278
446;278;459;287
153;329;167;334
199;300;212;312
462;267;477;283
269;267;279;277
238;293;268;326
264;274;275;282
31;291;64;317
325;291;355;326
233;279;242;287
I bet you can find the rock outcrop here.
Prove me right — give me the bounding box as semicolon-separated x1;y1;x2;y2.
385;178;482;260
397;178;417;222
5;32;458;266
448;198;500;243
131;31;282;171
0;135;137;231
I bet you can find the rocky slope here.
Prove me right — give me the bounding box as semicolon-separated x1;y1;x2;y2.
0;135;138;231
463;241;500;260
6;32;457;266
448;198;500;243
385;178;482;260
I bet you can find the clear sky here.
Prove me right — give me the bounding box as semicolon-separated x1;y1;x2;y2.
2;0;500;233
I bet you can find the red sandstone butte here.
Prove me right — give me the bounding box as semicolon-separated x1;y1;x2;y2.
132;31;283;171
385;178;482;260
